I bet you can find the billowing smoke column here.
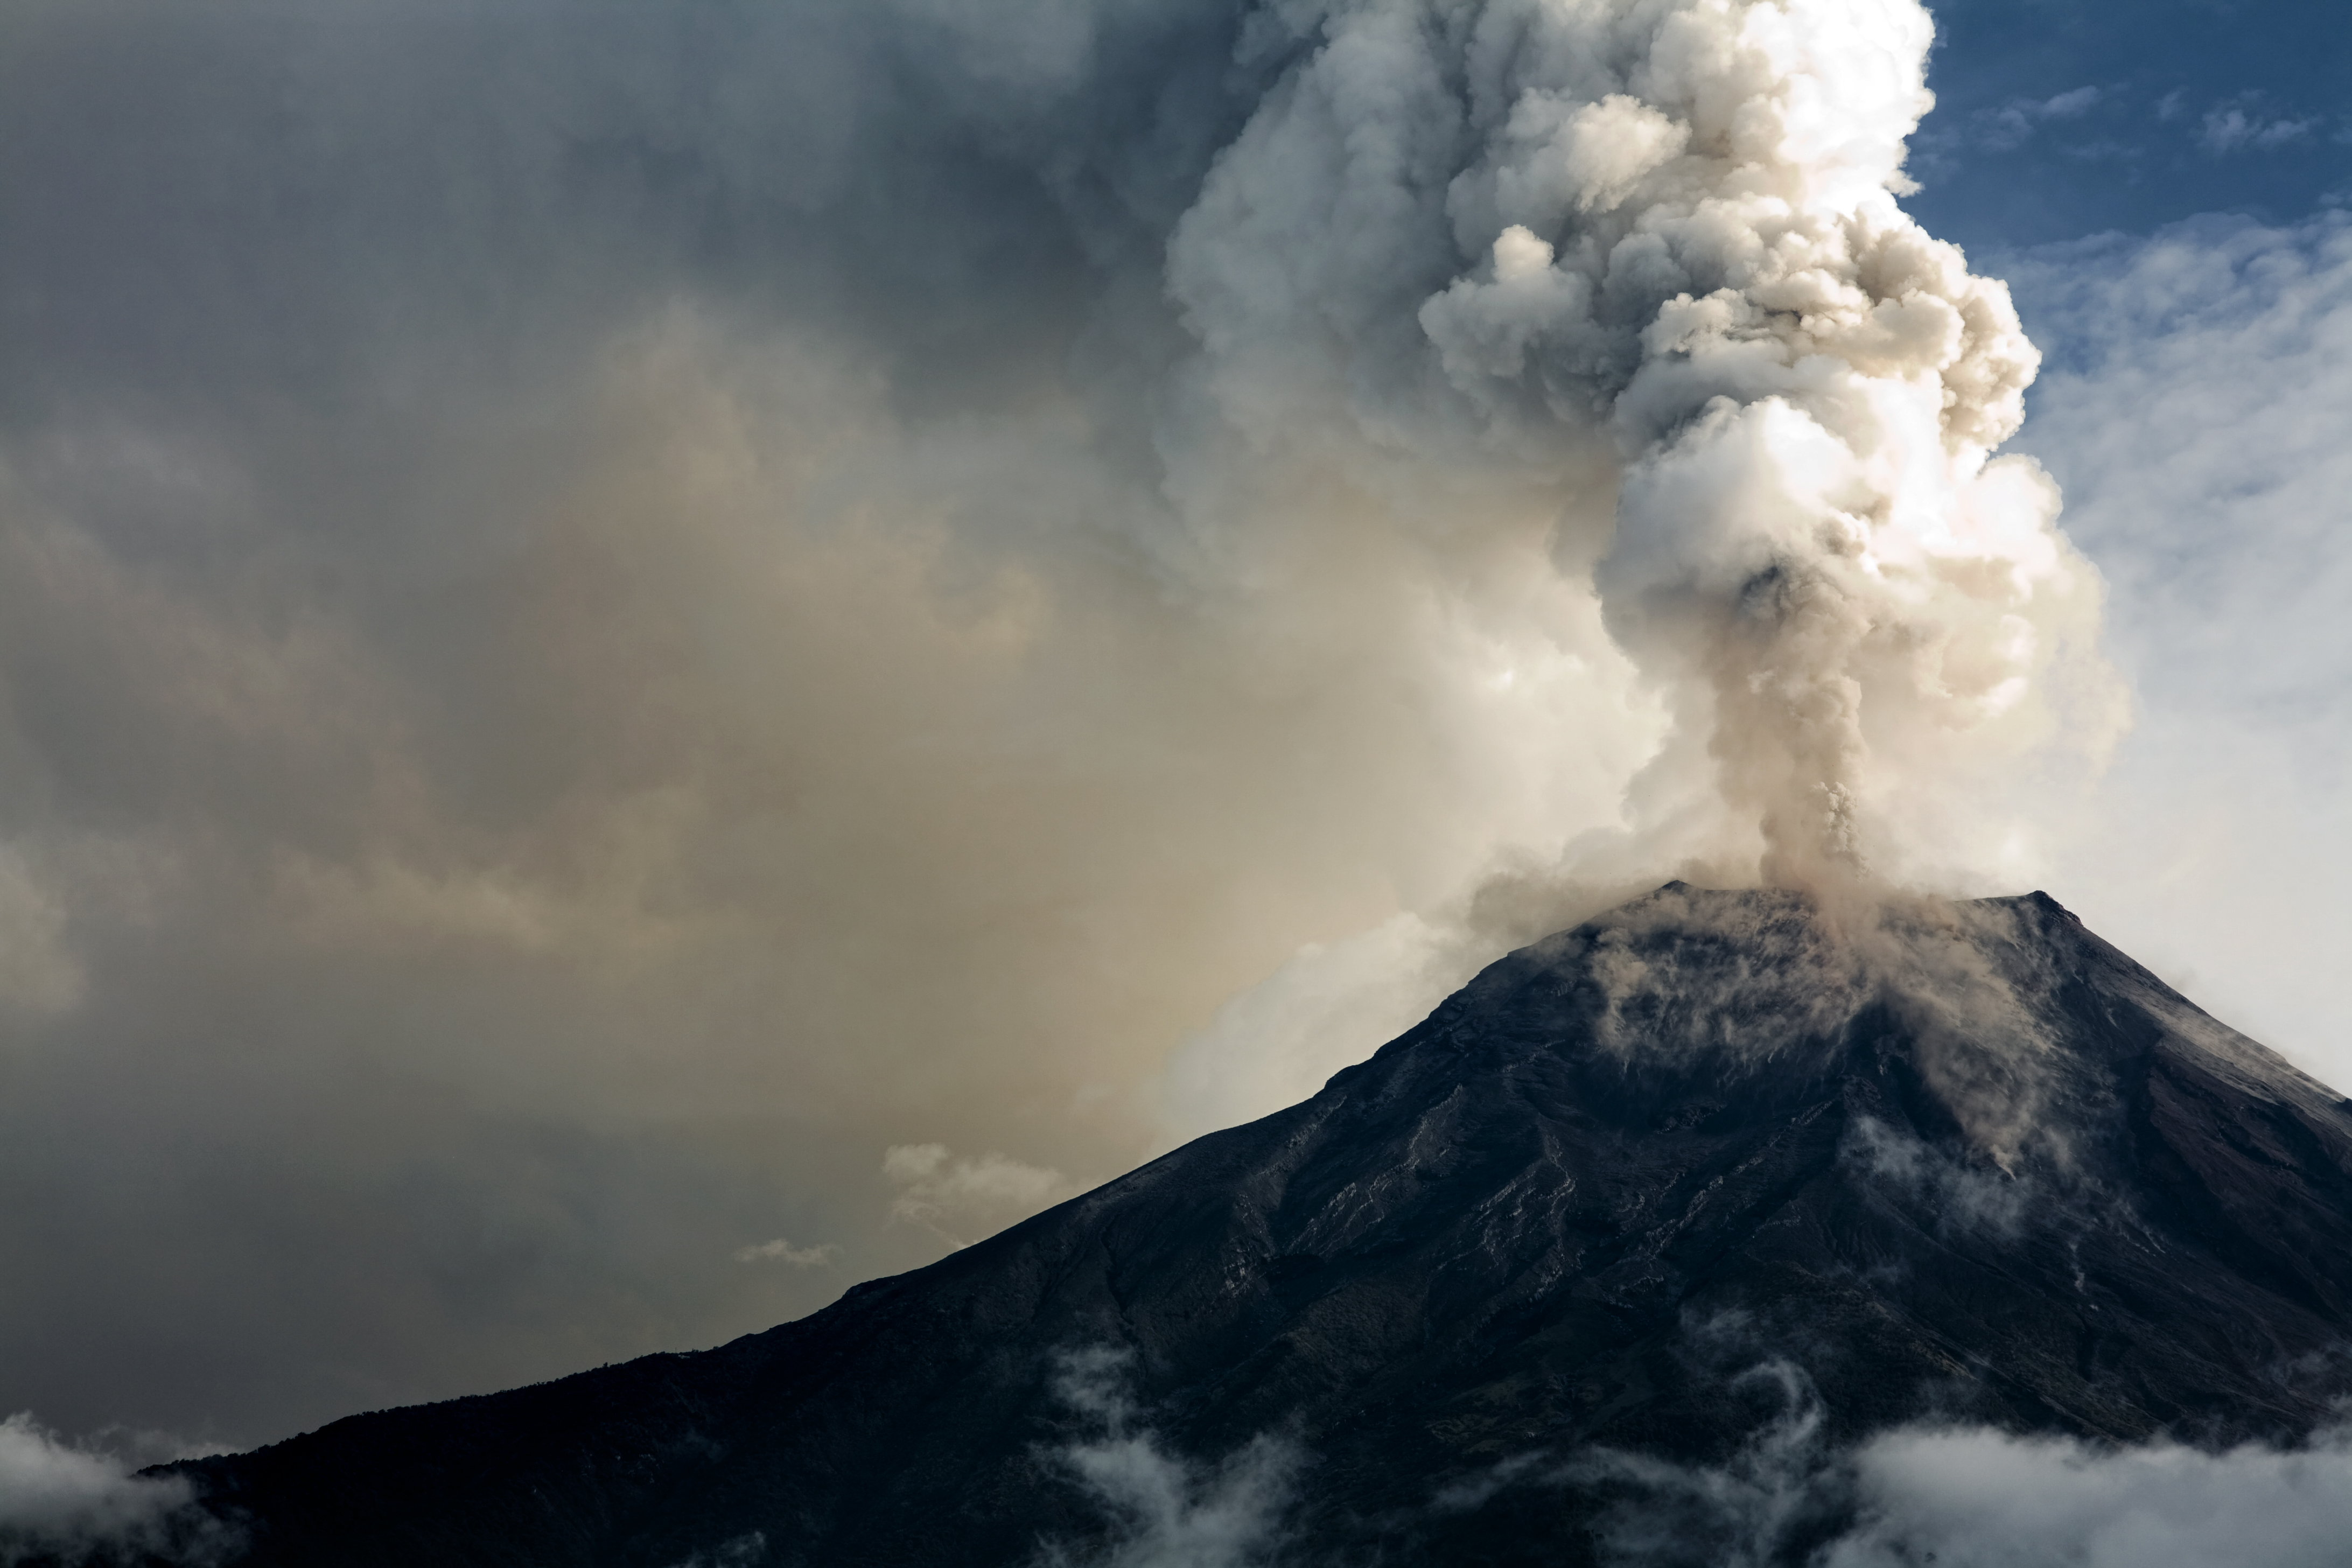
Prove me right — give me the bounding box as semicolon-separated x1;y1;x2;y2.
0;0;2135;1444
1166;0;2108;890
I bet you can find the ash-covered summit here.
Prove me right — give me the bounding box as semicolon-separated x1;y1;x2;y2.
162;885;2352;1565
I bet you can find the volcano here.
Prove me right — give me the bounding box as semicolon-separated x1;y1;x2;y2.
159;885;2352;1565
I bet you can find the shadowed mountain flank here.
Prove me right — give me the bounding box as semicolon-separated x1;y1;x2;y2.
156;885;2352;1565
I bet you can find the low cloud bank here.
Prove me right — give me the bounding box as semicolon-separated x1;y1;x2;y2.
1827;1425;2352;1568
1029;1346;2352;1567
1038;1350;1300;1568
1444;1359;2352;1568
0;1413;236;1567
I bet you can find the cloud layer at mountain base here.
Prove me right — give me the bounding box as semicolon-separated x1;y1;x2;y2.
1017;1352;2352;1568
0;1412;237;1567
1826;1424;2352;1568
1571;1412;2352;1568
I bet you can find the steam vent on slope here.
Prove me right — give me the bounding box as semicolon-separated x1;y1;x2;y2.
132;885;2352;1566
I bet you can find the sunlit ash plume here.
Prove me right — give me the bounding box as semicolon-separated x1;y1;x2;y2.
1177;0;2115;890
0;0;2145;1462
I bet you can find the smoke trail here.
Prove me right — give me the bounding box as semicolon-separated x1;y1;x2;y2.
1164;0;2117;891
0;0;2127;1444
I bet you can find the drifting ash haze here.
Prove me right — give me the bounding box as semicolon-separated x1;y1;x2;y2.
0;0;2131;1448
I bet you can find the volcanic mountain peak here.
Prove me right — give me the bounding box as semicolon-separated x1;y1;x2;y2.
1460;881;2339;1167
166;884;2352;1566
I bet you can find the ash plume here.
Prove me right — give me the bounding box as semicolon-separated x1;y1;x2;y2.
1164;0;2117;891
0;0;2126;1452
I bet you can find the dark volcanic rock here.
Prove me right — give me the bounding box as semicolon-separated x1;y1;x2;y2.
164;885;2352;1565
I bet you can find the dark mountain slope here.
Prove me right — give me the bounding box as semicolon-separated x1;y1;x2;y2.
167;884;2352;1565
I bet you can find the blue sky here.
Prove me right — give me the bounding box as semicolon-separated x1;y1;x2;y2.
1919;0;2350;252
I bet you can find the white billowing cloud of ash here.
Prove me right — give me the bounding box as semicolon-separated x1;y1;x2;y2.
1160;0;2118;897
0;0;2121;1448
1154;0;2122;1130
